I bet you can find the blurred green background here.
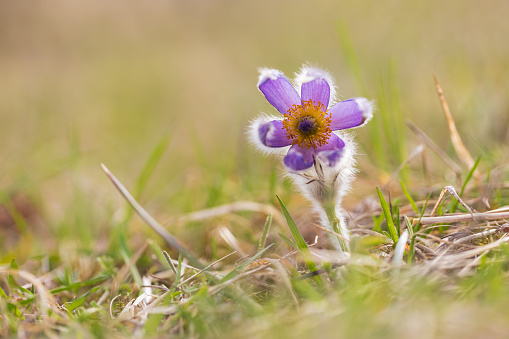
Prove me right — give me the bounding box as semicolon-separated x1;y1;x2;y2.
1;0;508;261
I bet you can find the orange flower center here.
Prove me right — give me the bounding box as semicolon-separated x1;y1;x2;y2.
282;99;332;149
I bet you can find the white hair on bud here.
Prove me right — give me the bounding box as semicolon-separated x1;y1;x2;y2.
247;114;289;157
257;68;285;88
294;64;339;108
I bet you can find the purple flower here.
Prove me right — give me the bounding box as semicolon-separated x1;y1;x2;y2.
250;66;373;171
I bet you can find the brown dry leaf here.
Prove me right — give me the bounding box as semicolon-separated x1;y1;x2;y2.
245;258;271;270
432;74;477;172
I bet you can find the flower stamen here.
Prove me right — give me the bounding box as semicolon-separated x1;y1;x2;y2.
282;99;332;149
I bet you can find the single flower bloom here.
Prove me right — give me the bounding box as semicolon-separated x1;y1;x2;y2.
250;66;373;171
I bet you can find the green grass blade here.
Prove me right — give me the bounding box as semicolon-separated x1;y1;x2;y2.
400;180;419;214
335;20;367;95
7;302;23;318
133;135;172;198
372;213;384;233
120;248;143;290
336;20;389;170
414;193;431;233
276;195;315;255
144;293;173;336
119;135;172;228
407;235;416;265
376;187;399;243
148;240;172;270
0;285;8;298
50;276;108;294
404;215;414;236
8;259;18;289
278;232;299;252
163;250;179;277
170;254;183;292
460;156;481;195
67;286;100;312
450;156;481;213
258;213;273;252
388;60;408;179
276;195;324;287
395;205;401;235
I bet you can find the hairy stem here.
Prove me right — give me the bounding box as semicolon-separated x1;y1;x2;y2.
322;187;349;253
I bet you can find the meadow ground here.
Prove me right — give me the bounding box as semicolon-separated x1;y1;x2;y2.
1;1;509;338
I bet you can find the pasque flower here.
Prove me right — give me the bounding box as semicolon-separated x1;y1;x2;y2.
249;65;373;253
251;66;372;172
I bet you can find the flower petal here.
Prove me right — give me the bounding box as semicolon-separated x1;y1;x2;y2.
283;145;314;171
329;98;374;131
258;120;292;148
300;73;331;109
316;134;345;167
258;68;301;115
249;116;289;156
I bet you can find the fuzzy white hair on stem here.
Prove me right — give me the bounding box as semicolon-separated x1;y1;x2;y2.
283;131;358;253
